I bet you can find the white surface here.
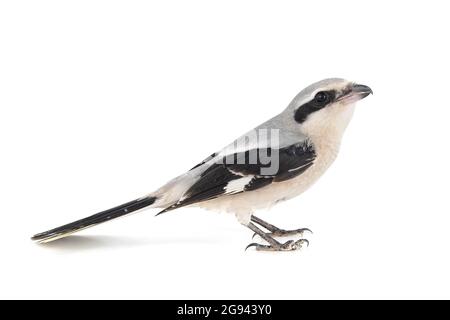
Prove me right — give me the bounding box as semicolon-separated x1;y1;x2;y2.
1;1;449;299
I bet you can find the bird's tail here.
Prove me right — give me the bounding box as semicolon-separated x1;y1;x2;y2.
31;196;157;243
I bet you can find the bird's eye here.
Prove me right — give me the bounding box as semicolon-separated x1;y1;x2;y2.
314;91;330;106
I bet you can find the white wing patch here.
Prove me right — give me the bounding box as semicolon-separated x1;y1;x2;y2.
225;176;254;194
288;162;313;173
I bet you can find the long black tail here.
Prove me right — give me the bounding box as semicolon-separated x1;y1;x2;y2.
31;196;157;243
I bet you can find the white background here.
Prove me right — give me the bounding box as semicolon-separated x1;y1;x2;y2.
1;1;449;299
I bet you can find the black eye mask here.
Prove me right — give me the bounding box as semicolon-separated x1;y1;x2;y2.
294;90;337;123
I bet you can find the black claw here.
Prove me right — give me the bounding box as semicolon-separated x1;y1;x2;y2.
245;243;258;251
251;232;264;239
301;239;310;247
286;228;312;235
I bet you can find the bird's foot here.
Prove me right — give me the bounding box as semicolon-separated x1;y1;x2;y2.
252;227;312;239
246;218;311;252
246;239;309;252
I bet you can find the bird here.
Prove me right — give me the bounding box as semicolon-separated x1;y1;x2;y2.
31;78;372;251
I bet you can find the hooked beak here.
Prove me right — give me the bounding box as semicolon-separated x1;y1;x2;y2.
338;83;373;103
352;83;373;99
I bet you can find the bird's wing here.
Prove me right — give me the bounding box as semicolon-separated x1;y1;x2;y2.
158;140;316;213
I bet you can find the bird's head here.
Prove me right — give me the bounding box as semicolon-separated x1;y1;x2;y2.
287;78;372;141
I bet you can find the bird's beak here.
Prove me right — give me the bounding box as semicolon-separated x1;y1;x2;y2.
338;83;373;103
351;83;373;99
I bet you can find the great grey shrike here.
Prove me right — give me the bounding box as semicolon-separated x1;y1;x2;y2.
32;78;372;251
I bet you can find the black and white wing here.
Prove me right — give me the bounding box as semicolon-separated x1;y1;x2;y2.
158;140;316;214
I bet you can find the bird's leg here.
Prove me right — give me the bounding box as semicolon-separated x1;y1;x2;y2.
250;215;312;238
245;222;308;251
